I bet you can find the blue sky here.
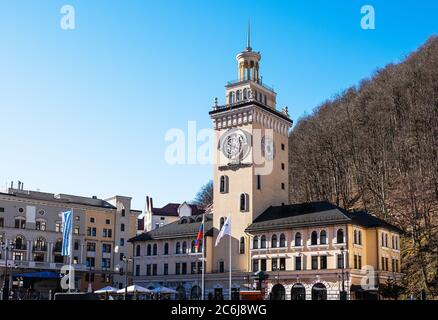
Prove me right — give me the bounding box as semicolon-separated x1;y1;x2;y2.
0;0;436;210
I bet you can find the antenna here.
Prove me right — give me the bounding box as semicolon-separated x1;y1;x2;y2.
246;18;252;51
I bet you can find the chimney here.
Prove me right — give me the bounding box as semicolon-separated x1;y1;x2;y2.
10;181;13;189
21;182;24;190
149;197;153;210
146;196;150;212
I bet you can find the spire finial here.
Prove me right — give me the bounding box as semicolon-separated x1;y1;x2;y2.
246;18;252;51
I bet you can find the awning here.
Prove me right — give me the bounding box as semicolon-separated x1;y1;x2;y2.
13;271;61;279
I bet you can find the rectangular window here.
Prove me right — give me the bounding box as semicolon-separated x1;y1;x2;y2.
119;253;124;261
197;261;202;274
55;223;61;233
0;218;3;228
395;259;399;273
102;243;112;253
121;209;126;217
74;241;79;251
281;143;285;150
281;163;285;170
90;217;95;223
337;254;344;269
358;255;362;269
152;264;157;276
385;257;389;271
74;226;79;235
320;255;327;270
295;256;302;271
281;183;285;190
106;219;111;225
354;255;358;269
191;262;197;274
219;261;225;273
121;224;125;232
279;257;286;271
175;263;181;275
182;263;187;275
164;263;168;275
120;238;125;246
253;259;259;272
256;175;261;190
86;257;95;267
135;265;140;276
311;256;318;270
87;243;96;252
101;258;111;269
0;207;4;212
260;259;267;271
271;258;278;271
381;257;385;271
146;264;151;276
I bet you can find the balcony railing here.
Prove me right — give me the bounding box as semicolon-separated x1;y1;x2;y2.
32;245;47;252
226;79;274;92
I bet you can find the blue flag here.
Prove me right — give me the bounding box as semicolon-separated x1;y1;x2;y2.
61;210;73;256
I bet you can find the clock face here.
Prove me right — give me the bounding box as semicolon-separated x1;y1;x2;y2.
220;129;251;161
261;136;275;160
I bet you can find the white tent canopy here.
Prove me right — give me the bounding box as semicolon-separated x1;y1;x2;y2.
94;286;118;294
117;284;152;294
152;286;178;294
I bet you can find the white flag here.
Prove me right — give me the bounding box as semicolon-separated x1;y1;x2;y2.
215;216;231;247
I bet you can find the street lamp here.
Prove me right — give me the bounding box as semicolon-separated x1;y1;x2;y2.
1;241;15;301
340;247;347;300
122;255;132;300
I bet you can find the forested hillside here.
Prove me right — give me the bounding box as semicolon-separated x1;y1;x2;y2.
288;36;438;297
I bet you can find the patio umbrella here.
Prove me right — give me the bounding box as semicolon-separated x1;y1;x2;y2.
117;284;152;294
95;286;118;294
152;286;178;294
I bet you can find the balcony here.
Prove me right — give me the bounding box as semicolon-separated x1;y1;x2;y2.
226;78;274;92
14;244;27;251
32;245;47;252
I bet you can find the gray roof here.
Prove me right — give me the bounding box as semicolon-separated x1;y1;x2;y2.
245;201;402;233
130;214;213;242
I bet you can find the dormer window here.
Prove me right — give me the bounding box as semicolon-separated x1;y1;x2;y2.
220;175;229;193
243;88;248;100
236;90;241;101
229;92;234;104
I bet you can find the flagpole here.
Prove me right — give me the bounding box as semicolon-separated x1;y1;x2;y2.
229;231;232;300
69;208;74;293
201;213;205;300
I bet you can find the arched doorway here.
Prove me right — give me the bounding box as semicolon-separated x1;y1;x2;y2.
291;283;306;300
311;283;327;300
271;284;286;300
191;286;202;300
176;285;186;300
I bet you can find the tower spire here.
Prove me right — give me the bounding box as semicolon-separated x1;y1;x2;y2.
246;18;252;51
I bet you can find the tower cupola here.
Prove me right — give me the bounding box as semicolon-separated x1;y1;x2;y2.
236;20;261;82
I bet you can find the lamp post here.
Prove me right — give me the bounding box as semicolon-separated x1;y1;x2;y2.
1;241;15;301
122;255;132;300
340;247;347;300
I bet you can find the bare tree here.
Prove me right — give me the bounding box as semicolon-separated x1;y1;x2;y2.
192;180;213;209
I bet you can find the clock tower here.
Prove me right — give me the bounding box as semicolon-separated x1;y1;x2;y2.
209;23;293;274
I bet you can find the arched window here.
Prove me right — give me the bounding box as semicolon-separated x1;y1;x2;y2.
271;234;278;248
243;88;248;100
219;176;229;193
354;230;358;244
240;193;249;212
14;235;25;250
176;242;181;254
153;243;157;255
358;231;362;245
253;236;259;249
239;237;245;254
164;242;169;255
220;217;225;230
34;237;46;251
236;90;241;101
261;235;267;249
295;232;302;246
229;92;234;104
337;229;344;244
191;240;196;253
279;233;286;247
320;230;327;245
311;231;318;245
182;241;187;254
136;244;141;257
147;244;151;256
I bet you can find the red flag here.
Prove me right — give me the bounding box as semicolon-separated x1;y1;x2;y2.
195;219;204;250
